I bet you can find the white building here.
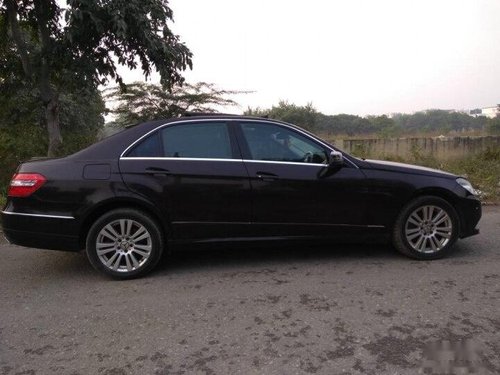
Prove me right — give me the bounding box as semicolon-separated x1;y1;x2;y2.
470;105;500;118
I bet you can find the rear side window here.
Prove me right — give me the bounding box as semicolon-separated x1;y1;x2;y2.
126;133;161;157
160;122;232;159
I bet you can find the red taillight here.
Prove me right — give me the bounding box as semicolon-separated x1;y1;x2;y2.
8;173;47;197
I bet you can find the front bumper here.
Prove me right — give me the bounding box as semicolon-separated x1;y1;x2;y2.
456;196;481;239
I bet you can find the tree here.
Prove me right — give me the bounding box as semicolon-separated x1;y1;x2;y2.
391;110;486;134
487;116;500;135
317;113;373;136
1;0;192;156
245;101;318;131
0;68;105;188
366;115;400;138
105;81;242;127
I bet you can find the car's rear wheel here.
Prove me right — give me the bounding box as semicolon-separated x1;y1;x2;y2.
392;196;459;259
86;209;164;279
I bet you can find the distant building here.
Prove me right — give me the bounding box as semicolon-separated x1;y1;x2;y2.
470;105;500;118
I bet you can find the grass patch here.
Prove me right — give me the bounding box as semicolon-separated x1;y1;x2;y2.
353;147;500;203
442;148;500;202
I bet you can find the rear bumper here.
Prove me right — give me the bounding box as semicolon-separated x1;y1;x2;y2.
1;210;81;252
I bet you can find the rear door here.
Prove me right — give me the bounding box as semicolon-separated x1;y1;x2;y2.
119;120;252;240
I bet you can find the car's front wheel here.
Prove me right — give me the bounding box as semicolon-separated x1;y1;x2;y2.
392;196;460;259
86;209;164;279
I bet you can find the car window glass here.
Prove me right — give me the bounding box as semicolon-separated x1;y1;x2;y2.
161;122;232;159
241;123;328;164
126;133;161;157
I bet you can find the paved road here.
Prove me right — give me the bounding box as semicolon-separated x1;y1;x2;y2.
0;207;499;375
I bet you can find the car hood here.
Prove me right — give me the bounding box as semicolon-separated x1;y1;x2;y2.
364;159;456;178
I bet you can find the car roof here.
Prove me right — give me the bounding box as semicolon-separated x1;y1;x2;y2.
69;115;282;160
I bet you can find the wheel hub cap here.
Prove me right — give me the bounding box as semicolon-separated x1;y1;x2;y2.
405;205;453;254
96;219;152;273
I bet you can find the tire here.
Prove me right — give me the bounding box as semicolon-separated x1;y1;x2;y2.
86;209;164;279
392;196;460;260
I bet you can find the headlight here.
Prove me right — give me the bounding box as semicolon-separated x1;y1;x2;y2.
456;178;477;196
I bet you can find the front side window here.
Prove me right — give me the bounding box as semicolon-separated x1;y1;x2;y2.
161;122;232;159
240;122;328;164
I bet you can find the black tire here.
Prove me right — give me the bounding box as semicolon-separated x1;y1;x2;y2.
392;196;460;260
86;208;164;279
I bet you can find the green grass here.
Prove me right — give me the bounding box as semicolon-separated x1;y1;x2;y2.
443;149;500;202
358;148;500;203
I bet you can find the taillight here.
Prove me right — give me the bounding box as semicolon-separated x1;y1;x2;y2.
8;173;47;197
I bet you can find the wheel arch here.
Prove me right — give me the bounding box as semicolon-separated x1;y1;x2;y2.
411;187;459;205
393;187;462;232
388;187;460;231
78;197;170;249
391;190;461;259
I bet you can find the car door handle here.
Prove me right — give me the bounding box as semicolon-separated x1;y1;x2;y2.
145;167;171;176
256;172;279;181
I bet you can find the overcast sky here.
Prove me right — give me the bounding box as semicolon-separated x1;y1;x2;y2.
121;0;500;116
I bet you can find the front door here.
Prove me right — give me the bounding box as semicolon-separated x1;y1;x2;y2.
235;121;369;238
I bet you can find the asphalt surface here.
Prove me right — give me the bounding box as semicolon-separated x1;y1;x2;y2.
0;207;499;375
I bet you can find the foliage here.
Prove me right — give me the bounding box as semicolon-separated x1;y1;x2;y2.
487;117;500;135
367;115;400;138
1;0;192;155
246;103;487;137
317;114;399;137
350;147;500;203
245;101;318;131
0;122;101;206
0;74;105;199
391;110;487;134
316;114;372;136
105;82;241;127
444;148;500;202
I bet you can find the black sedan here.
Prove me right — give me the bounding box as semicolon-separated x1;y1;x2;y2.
1;115;481;278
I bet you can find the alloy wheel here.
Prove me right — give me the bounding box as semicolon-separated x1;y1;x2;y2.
96;219;152;273
404;205;453;253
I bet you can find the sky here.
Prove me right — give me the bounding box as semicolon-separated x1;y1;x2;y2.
120;0;500;116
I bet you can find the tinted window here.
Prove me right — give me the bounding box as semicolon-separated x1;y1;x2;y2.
240;123;328;164
126;133;161;157
160;122;232;159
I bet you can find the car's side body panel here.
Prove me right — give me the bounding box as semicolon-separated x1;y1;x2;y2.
118;158;253;240
2;157;127;250
0;116;482;256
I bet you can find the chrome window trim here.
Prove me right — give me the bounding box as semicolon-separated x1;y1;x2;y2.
119;118;359;169
120;156;327;167
243;160;327;167
237;119;359;169
121;157;242;162
120;119;231;158
1;210;75;220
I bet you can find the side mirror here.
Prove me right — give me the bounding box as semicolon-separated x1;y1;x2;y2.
328;150;344;168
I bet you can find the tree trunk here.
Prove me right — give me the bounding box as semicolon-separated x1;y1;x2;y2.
45;95;62;157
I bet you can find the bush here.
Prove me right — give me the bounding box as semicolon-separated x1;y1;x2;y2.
349;144;499;202
443;148;500;201
0;124;100;204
